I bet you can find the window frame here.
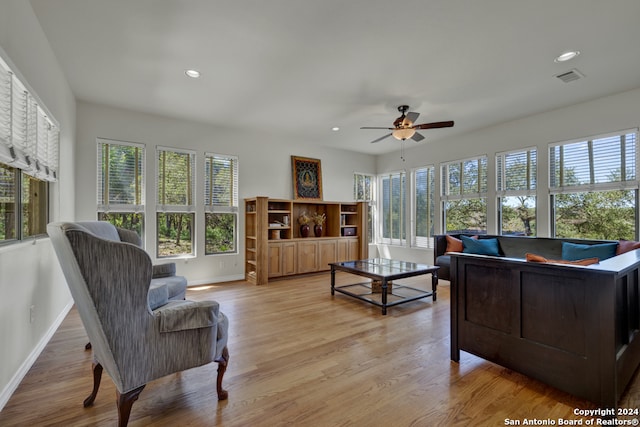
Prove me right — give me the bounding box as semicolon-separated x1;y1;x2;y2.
354;172;375;244
549;129;639;239
204;152;239;256
412;165;436;249
440;155;488;234
156;146;196;258
496;147;537;236
378;170;406;246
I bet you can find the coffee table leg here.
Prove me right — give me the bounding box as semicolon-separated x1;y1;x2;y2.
330;266;335;295
381;279;388;315
432;271;438;302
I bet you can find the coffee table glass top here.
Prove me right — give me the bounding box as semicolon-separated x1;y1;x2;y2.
333;258;436;277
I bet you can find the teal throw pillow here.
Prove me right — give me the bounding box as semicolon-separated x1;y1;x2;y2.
561;241;618;261
461;236;501;256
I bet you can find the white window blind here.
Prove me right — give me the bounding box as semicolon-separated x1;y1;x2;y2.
204;153;238;213
497;147;537;195
0;55;59;181
441;156;488;199
549;129;638;192
156;147;196;212
97;138;145;212
413;166;435;248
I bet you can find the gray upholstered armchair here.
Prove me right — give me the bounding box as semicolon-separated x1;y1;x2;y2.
48;221;229;427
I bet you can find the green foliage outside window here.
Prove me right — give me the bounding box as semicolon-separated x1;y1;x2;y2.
205;213;236;254
157;212;193;257
445;198;487;233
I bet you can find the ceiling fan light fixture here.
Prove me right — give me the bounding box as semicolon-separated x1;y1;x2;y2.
392;128;416;141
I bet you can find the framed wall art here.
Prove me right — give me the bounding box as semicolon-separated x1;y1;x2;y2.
291;156;323;200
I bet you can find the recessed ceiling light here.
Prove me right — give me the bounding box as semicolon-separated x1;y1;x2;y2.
554;51;580;63
185;69;201;78
332;127;340;131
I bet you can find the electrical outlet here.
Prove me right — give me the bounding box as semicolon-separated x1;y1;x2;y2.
30;305;35;323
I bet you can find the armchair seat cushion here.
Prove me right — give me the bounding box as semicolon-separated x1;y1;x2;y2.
156;300;220;333
148;282;170;310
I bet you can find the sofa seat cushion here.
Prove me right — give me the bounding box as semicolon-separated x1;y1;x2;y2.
562;242;618;261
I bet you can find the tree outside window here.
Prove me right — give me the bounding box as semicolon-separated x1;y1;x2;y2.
157;147;195;257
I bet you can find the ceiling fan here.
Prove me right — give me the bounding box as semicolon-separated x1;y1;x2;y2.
361;105;454;143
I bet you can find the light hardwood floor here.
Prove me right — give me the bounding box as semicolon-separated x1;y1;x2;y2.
2;273;640;426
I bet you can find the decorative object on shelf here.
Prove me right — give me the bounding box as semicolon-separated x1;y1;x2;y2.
313;212;326;237
291;156;323;200
298;211;311;237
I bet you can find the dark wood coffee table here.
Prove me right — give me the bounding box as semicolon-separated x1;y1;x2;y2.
329;258;439;315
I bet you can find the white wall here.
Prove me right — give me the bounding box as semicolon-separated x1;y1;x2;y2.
0;0;76;410
75;101;377;284
376;87;640;263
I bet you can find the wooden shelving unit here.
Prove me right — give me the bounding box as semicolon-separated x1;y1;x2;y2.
244;197;368;285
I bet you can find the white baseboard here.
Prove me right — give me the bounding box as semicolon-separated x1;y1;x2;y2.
0;300;74;412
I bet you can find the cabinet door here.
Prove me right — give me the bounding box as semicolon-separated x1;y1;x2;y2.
268;243;283;278
348;238;361;260
318;240;337;270
337;239;349;262
282;242;297;276
297;241;319;273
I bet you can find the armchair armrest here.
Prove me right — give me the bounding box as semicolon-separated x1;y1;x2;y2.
156;300;221;333
152;262;177;278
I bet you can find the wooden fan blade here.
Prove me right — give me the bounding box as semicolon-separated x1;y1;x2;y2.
411;132;425;142
361;126;394;130
413;121;454;130
370;133;392;143
406;112;420;124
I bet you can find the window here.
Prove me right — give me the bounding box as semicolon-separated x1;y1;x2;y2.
497;148;537;236
380;171;406;245
550;129;638;240
156;147;196;257
354;172;375;243
413;166;435;248
441;156;487;233
97;139;144;236
204;153;238;255
0;55;58;244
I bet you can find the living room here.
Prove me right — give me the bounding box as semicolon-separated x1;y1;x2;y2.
2;1;640;425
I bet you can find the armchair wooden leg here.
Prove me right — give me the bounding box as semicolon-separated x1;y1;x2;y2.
83;362;103;407
116;384;145;427
85;342;92;350
216;346;229;400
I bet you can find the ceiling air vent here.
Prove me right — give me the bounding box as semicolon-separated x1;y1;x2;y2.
555;68;585;83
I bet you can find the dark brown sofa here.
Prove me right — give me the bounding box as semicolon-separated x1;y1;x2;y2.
440;233;640;408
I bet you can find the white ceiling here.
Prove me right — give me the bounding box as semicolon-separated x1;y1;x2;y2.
29;0;640;155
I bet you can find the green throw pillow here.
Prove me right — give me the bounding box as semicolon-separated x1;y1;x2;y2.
461;236;501;256
561;241;617;261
